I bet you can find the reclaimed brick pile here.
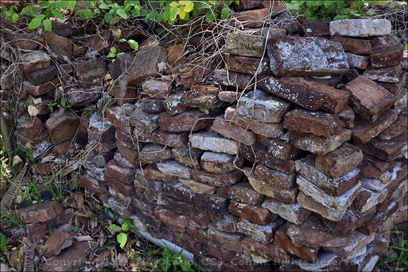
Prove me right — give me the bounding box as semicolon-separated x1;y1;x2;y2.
1;1;407;271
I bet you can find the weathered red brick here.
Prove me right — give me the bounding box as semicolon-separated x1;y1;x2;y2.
208;227;245;252
200;152;243;174
315;142;363;178
330;36;372;55
351;108;398;143
275;224;319;263
233;8;270;28
356;130;407;161
153;208;188;232
217;182;265;205
158;110;216;132
229;200;277;225
284;109;344;137
242;238;292;264
224;53;270;75
141;79;172;99
191;169;243;187
371;45;403;68
258;76;349;114
138;144;172;164
18;201;64;224
224;107;285;138
240;143;295;174
105;175;135;196
376;115;407;140
345;75;396;122
210;116;257;146
164;183;195;202
289;129;352;156
254;164;296;190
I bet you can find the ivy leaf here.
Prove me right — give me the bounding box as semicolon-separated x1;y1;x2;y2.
83;9;93;20
117;8;128;19
162;5;171;21
105;11;114;22
145;10;157;20
99;1;110;9
51;9;65;20
42;19;52;31
169;6;179;21
117;232;127;249
28;15;45;29
128;39;138;50
109;224;121;231
68;1;76;11
11;13;19;23
132;5;141;16
122;218;131;232
206;11;216;23
179;8;187;20
221;7;230;19
183;1;194;12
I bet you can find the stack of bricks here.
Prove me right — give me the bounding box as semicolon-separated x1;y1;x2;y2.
76;16;407;272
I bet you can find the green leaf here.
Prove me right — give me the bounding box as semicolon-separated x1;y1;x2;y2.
117;8;128;19
105;12;114;22
99;1;110;9
206;10;215;23
107;52;116;58
117;232;127;249
333;15;345;21
110;47;117;53
163;5;171;21
122;218;131;232
366;9;377;15
68;1;76;11
128;39;138;50
132;6;141;16
161;258;171;272
42;19;52;32
145;10;158;20
221;7;230;19
109;224;122;231
183;1;194;12
11;13;19;23
28;17;44;29
156;14;164;23
54;0;70;9
169;6;178;21
60;98;66;107
193;6;200;17
83;9;93;20
51;9;65;20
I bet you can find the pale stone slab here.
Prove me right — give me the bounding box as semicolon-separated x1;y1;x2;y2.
330;19;392;37
262;198;311;225
295;155;361;196
296;175;361;213
236;90;291;124
289;129;352;155
324;231;375;260
293;251;341;271
189;132;239;155
179;178;217;195
237;217;284;244
156;160;192;179
225;32;265;58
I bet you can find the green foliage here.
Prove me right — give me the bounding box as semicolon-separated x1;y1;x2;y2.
1;0;239;32
379;225;408;271
48;102;57;112
161;247;194;272
286;0;393;23
119;38;139;51
0;234;9;263
107;46;125;60
70;225;79;233
109;218;137;249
